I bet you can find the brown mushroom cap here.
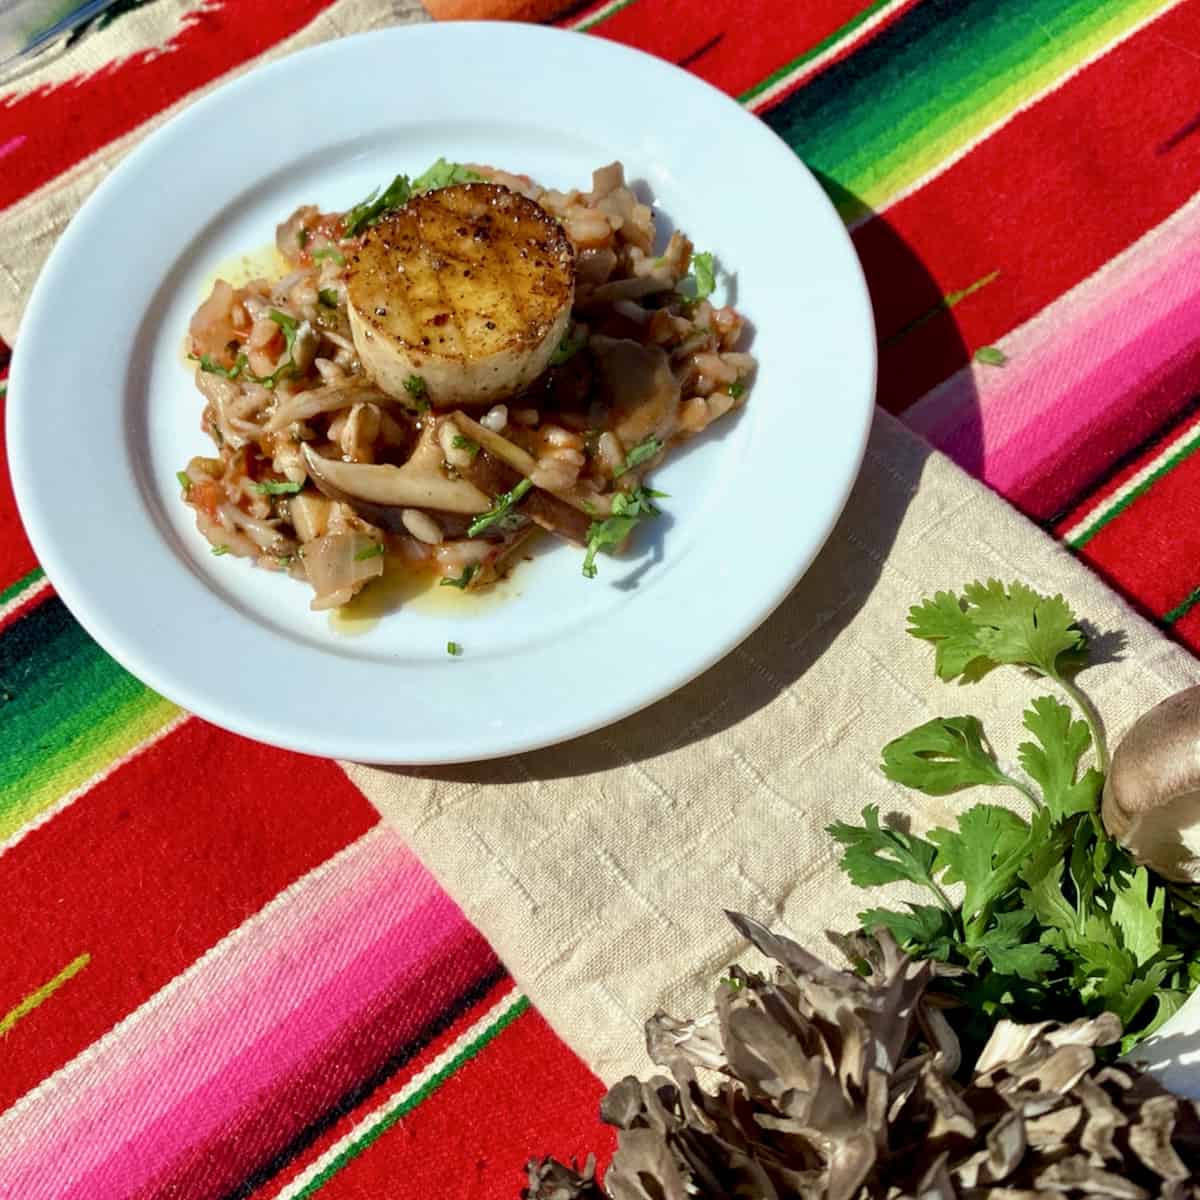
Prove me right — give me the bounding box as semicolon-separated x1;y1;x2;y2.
1102;684;1200;882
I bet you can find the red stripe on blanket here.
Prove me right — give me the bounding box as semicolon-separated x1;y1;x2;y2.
1053;405;1200;539
0;720;375;1111
0;389;39;591
311;1003;615;1200
1074;447;1200;623
858;1;1200;414
256;975;513;1198
136;930;499;1200
0;0;339;213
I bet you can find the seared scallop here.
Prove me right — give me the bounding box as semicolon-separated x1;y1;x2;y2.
347;183;575;408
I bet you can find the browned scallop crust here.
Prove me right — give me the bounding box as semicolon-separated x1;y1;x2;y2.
347;183;575;407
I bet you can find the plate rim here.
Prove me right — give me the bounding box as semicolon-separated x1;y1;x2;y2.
7;20;877;765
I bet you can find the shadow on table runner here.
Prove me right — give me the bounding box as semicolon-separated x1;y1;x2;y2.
346;399;1199;1084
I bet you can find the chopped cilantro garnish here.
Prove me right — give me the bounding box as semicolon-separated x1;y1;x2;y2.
582;487;666;579
344;174;414;237
312;245;345;265
440;564;478;590
403;374;430;411
252;479;304;496
176;470;192;493
413;159;485;192
728;379;746;400
451;433;480;459
192;352;248;380
343;162;485;239
210;544;230;556
354;542;385;561
974;345;1008;367
613;435;662;478
446;640;463;656
677;251;716;303
318;288;340;308
246;309;303;390
550;326;587;366
468;478;533;537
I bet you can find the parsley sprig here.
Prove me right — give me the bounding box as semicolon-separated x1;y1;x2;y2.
830;580;1200;1053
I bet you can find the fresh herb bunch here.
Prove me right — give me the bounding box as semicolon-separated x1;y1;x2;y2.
829;580;1200;1053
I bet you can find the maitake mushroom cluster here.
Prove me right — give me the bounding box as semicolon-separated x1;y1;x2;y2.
527;913;1200;1200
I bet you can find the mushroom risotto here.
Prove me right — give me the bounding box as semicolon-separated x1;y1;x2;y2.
178;159;755;611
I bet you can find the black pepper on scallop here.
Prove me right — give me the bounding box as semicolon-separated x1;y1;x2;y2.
346;183;576;408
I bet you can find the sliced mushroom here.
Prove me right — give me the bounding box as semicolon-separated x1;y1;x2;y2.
1102;685;1200;882
589;336;681;447
301;438;490;533
449;411;610;518
456;445;592;546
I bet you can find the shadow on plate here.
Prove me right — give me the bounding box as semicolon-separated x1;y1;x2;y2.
363;183;1001;785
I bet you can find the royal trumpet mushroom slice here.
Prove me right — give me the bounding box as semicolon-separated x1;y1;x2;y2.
300;439;491;525
346;183;575;408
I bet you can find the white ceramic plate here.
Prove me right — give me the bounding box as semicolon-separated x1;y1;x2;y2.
8;22;875;764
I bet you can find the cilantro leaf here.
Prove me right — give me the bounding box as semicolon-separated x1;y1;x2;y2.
1072;922;1137;1005
451;434;479;459
961;579;1087;681
344;173;413;237
1023;855;1077;936
412;158;485;192
318;288;340;308
1111;867;1165;967
688;251;716;301
881;715;1013;796
907;581;1087;684
193;351;248;380
447;640;463;656
928;805;1031;931
581;486;665;579
728;379;746;400
906;591;986;680
312;245;345;265
403;374;429;409
468;478;533;538
176;470;191;493
975;910;1057;981
440;564;478;590
613;435;662;479
253;479;303;496
354;542;385;561
827;805;942;895
210;544;229;556
974;345;1008;366
1017;696;1102;820
858;903;958;961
